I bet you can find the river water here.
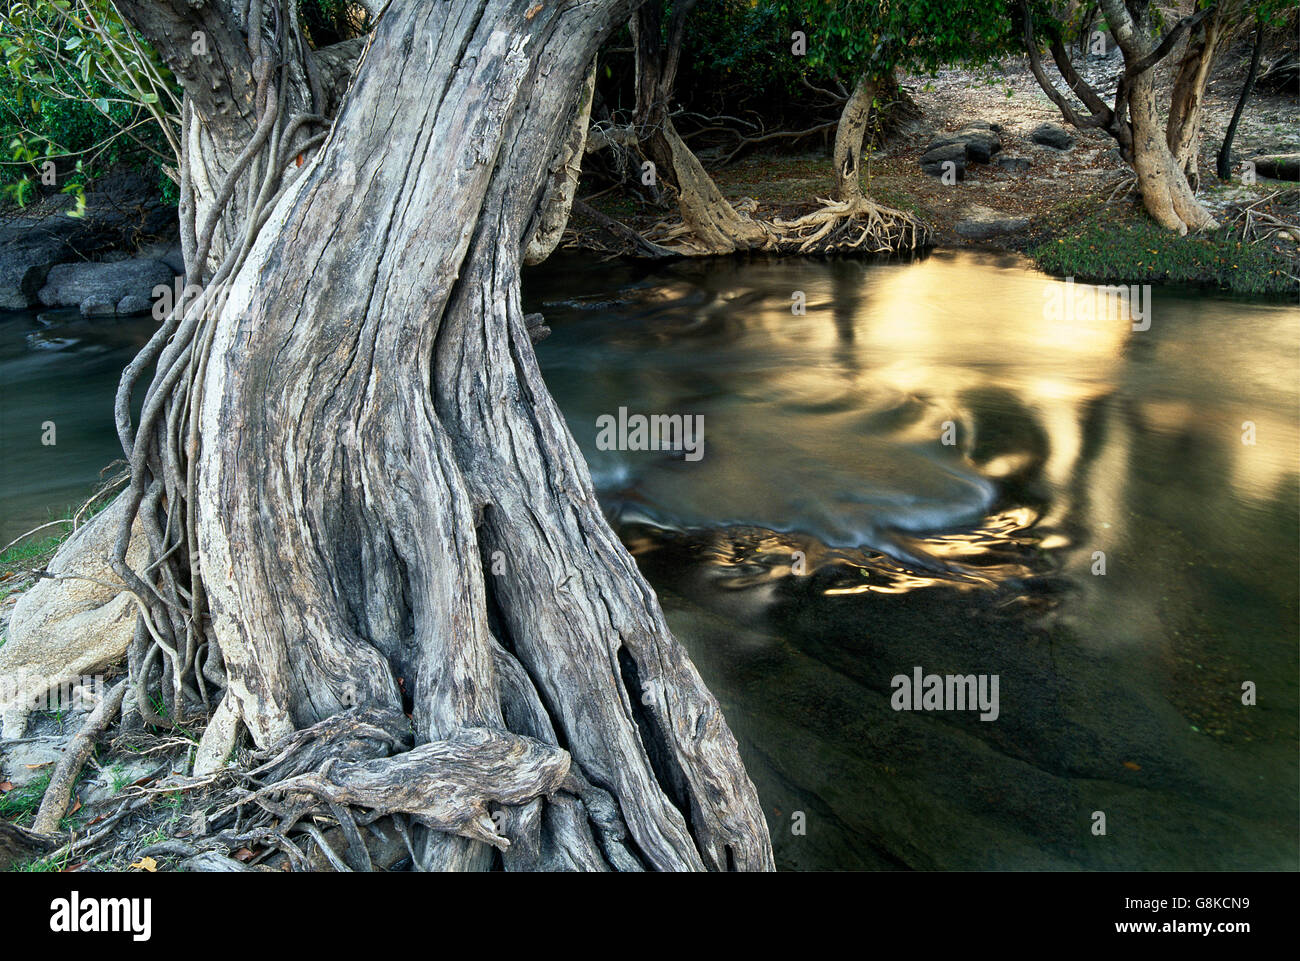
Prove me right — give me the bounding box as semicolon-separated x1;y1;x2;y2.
3;250;1297;870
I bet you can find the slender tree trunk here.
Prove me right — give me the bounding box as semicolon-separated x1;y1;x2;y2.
108;0;773;871
833;75;878;204
1217;24;1265;181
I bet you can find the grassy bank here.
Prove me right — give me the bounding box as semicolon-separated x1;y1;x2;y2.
1025;193;1299;297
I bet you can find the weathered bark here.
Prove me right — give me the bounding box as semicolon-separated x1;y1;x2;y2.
1167;7;1225;190
1104;0;1216;232
113;1;355;275
107;0;773;871
31;680;127;835
523;60;598;265
833;75;879;204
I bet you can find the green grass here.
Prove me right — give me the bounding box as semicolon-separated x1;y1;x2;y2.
12;854;67;872
1028;197;1299;296
0;533;66;566
0;773;51;823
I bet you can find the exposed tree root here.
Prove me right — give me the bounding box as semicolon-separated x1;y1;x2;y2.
32;679;127;835
770;196;930;255
640;194;929;257
229;726;571;851
0;821;57;870
33;707;645;872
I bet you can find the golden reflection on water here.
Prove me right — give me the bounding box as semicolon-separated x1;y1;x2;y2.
551;250;1298;600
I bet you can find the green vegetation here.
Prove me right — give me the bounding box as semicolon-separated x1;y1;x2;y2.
0;0;180;205
1029;196;1299;296
776;0;1014;80
0;492;117;636
0;772;51;821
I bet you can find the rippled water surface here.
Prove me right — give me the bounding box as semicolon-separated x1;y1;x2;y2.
2;250;1296;870
525;250;1299;870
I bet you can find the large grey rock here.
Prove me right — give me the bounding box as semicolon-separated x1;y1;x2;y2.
116;293;153;315
0;167;178;310
38;258;175;315
135;239;186;275
0;219;79;311
925;126;1003;164
1251;154;1300;182
1;496;147;737
920;142;967;180
1031;123;1074;150
954;204;1031;240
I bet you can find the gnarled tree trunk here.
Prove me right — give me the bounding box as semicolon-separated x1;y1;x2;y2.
1020;0;1218;233
1105;0;1216;232
1166;6;1225;190
630;0;771;253
105;0;773;871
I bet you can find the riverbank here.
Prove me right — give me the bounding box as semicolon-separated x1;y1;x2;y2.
578;50;1299;296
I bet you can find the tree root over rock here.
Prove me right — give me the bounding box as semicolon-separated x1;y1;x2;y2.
220;717;572;853
31;707;643;872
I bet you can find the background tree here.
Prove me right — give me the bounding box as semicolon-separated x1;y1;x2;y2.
1018;0;1266;233
0;0;180;206
1215;0;1293;182
623;0;925;255
775;0;1013;203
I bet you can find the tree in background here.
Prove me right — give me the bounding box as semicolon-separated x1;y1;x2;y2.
0;0;179;206
1018;0;1285;233
1215;0;1294;182
624;0;927;255
776;0;1012;204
